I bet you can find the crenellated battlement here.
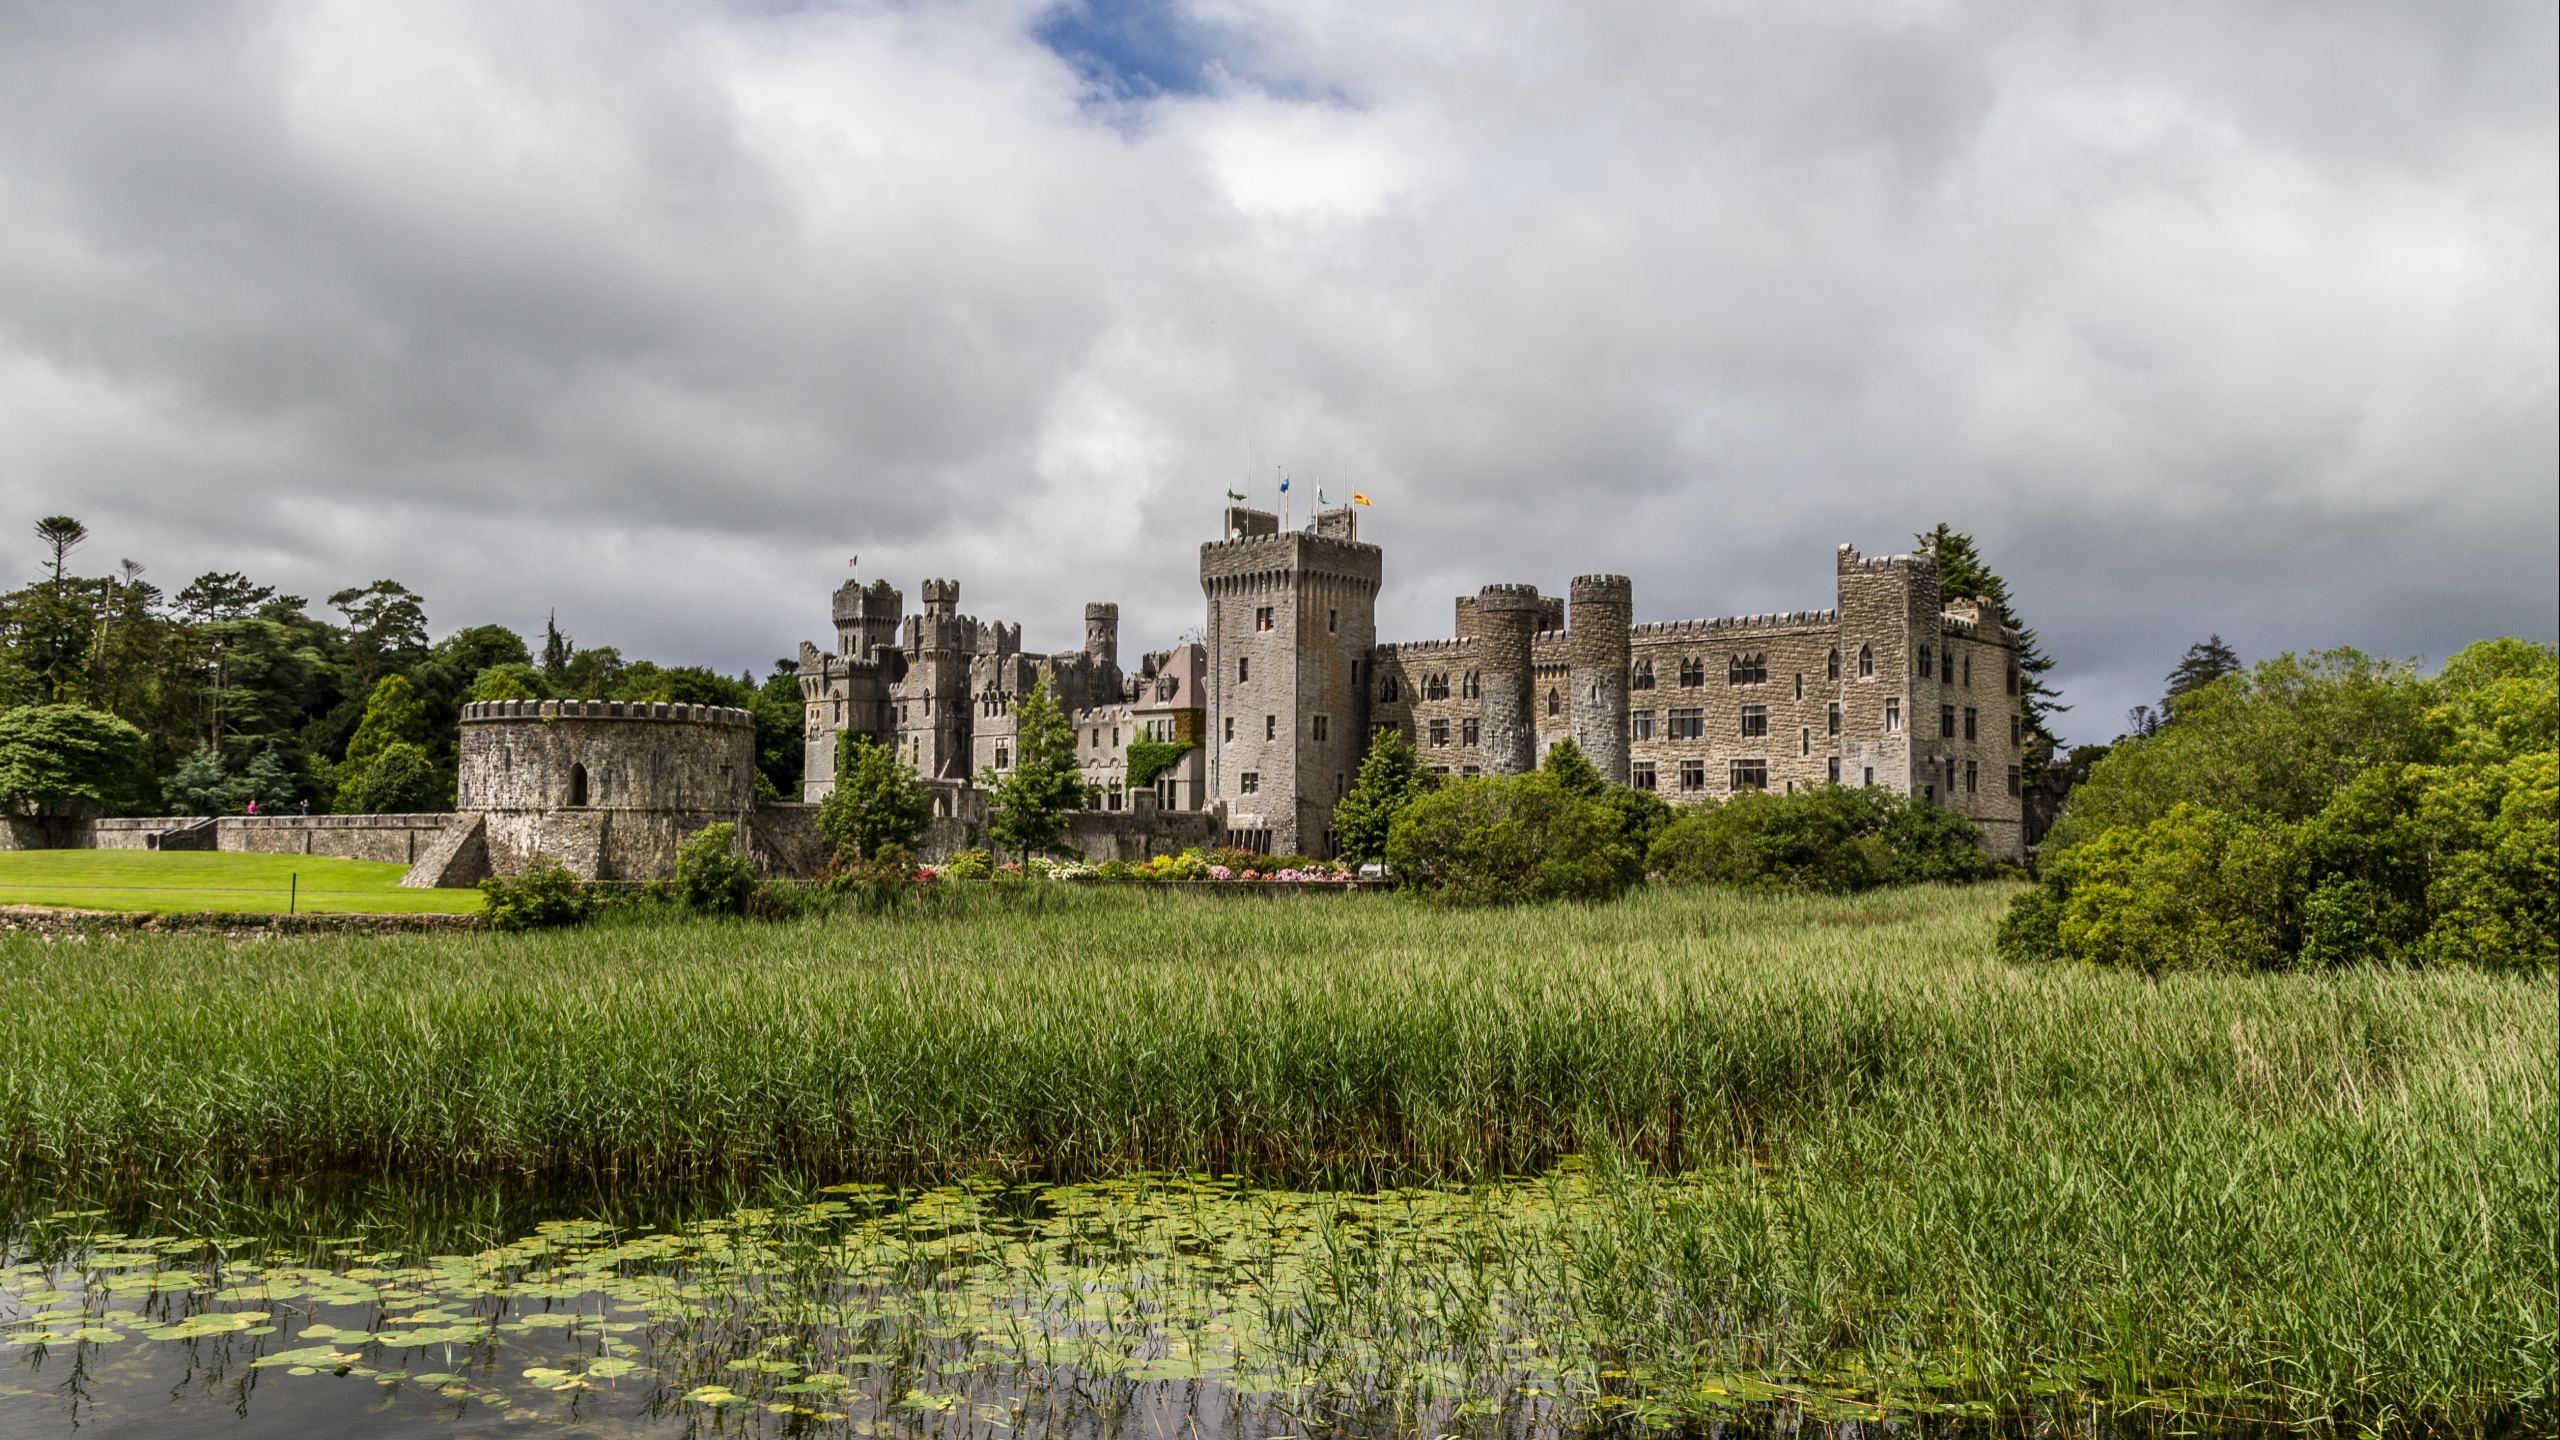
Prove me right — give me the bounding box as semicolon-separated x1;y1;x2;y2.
1837;542;1936;575
1376;636;1479;658
1630;609;1837;637
462;700;756;727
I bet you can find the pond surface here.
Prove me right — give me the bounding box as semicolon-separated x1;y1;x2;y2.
1;1172;2247;1440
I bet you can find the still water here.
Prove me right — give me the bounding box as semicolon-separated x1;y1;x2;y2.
1;1172;2199;1440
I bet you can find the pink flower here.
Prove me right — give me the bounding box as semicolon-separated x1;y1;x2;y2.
1207;865;1233;881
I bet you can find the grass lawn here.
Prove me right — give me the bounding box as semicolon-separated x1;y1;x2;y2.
0;849;485;914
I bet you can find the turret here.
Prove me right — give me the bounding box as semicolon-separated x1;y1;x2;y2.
1084;602;1120;667
1472;584;1544;775
1568;575;1633;784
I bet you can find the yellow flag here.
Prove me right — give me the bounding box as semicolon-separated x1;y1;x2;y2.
1352;492;1372;506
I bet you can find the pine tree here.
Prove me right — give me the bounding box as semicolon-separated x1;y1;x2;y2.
1918;522;2065;749
986;673;1086;859
1331;725;1441;863
2163;635;2242;714
336;674;431;811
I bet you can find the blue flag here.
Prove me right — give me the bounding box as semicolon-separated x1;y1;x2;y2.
1279;476;1290;493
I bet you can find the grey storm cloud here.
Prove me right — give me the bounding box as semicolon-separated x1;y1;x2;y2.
0;0;2549;742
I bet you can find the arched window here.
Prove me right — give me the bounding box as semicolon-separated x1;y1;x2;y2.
1827;647;1841;681
1461;671;1481;700
568;764;589;807
1548;688;1560;716
1857;644;1874;678
1630;660;1655;690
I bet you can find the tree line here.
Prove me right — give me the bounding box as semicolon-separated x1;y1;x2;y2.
0;515;805;817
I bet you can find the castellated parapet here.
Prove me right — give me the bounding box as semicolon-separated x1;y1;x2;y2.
457;700;757;881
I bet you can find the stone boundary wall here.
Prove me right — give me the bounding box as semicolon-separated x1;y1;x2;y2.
2;814;457;863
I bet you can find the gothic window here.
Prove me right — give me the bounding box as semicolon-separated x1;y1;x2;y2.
1548;688;1560;716
1679;657;1705;687
1631;660;1656;690
1426;673;1449;700
1462;718;1481;746
1727;652;1766;685
1739;704;1768;738
1462;671;1481;699
1828;647;1841;681
1381;675;1401;702
1858;644;1874;678
1918;645;1934;679
1730;759;1769;791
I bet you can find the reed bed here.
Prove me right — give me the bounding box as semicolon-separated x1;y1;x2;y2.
1;883;2549;1427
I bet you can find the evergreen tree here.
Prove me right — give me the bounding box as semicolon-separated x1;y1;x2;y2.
336;675;431;810
987;673;1086;858
1919;522;2066;755
327;580;430;684
819;732;935;860
1331;725;1440;863
0;704;150;815
1539;735;1606;797
2163;635;2242;714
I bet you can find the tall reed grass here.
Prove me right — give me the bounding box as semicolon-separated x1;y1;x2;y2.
1;884;2547;1425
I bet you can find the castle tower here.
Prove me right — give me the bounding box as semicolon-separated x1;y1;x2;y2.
1200;507;1381;857
1568;575;1633;785
896;578;979;782
1472;584;1544;775
1084;602;1120;667
833;578;903;660
1834;542;1941;797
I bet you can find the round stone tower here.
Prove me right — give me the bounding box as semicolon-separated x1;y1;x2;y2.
458;699;757;880
1568;574;1633;785
1473;584;1545;775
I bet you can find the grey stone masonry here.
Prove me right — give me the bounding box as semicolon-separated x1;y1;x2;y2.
1568;575;1633;784
1469;585;1544;776
458;699;757;881
1199;506;1380;856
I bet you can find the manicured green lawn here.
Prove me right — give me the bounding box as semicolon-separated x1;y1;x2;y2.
0;849;484;914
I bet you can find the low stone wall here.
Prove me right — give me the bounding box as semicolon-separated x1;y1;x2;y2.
217;814;457;865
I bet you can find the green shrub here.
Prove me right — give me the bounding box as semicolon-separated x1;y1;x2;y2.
940;849;993;880
478;855;592;932
674;822;758;917
1385;772;1639;904
1648;785;1989;892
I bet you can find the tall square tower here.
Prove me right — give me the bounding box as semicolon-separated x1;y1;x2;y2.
1199;506;1381;857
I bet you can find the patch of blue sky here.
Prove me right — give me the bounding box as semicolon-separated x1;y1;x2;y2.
1032;0;1236;102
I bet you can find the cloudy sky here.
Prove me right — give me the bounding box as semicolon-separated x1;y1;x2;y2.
2;0;2550;743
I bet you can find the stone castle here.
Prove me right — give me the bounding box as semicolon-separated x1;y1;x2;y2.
797;505;2027;863
5;505;2025;882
